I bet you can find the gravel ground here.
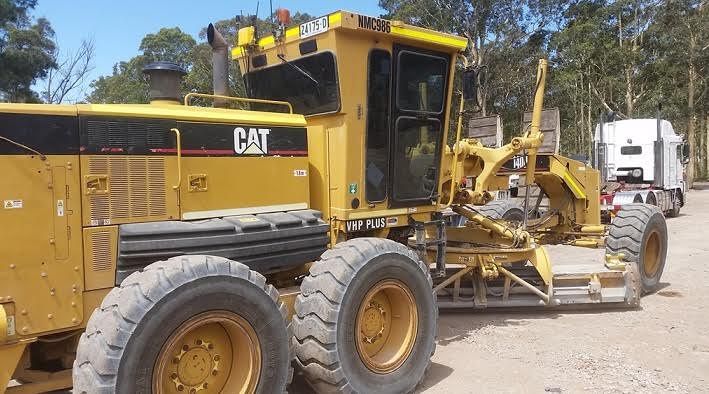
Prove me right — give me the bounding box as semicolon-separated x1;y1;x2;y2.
414;185;709;393
20;188;709;393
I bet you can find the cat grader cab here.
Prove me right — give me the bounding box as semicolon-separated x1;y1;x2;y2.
0;10;667;394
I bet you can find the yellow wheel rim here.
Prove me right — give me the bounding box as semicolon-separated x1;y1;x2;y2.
153;311;261;394
355;279;418;374
643;230;661;278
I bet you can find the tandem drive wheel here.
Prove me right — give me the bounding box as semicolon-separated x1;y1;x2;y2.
292;238;437;393
73;255;291;394
606;204;668;293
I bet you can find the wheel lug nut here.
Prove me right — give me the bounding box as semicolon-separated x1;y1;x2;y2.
207;343;214;350
195;339;202;345
203;383;209;388
212;370;218;376
171;373;178;379
214;355;220;361
182;345;189;351
177;385;184;391
173;357;180;364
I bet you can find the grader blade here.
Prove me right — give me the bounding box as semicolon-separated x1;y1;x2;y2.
432;249;641;309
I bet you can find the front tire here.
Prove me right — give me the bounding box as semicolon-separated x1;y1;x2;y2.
476;199;526;224
606;204;668;293
292;238;436;393
73;255;291;394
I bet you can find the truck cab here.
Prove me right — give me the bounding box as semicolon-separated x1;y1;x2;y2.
594;118;687;216
232;11;468;242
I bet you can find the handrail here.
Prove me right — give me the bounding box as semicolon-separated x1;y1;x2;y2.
183;93;294;114
441;54;469;209
170;128;182;190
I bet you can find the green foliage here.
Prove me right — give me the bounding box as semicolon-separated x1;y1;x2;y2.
87;13;313;106
87;27;198;104
0;0;56;102
381;0;708;163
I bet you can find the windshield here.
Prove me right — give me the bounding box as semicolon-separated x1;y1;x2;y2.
244;52;340;115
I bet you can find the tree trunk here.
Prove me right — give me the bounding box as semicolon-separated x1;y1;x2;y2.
704;115;709;178
687;35;697;189
587;71;592;161
625;66;634;117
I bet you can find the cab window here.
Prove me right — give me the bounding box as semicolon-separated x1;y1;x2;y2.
389;46;449;206
365;50;391;202
245;52;340;115
396;51;447;114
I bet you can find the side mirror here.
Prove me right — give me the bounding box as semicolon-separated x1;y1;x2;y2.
462;68;478;102
682;142;689;158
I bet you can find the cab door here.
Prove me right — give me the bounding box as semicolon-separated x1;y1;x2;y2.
387;45;450;208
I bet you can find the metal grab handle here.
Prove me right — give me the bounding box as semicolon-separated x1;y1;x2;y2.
170;128;182;190
183;92;294;114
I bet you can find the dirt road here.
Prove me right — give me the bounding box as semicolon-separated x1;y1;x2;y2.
288;187;709;393
417;186;709;393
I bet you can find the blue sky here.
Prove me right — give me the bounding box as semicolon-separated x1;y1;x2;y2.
33;1;385;100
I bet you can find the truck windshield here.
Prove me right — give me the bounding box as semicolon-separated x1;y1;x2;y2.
244;52;340;115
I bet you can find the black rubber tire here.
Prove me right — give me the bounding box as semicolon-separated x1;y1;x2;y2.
292;238;436;393
475;199;525;223
606;204;668;293
645;192;658;206
667;192;682;218
73;255;291;394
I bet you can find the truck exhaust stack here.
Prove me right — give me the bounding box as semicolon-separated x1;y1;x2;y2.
207;23;229;107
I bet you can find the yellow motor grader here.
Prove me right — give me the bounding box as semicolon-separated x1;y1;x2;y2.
0;10;666;394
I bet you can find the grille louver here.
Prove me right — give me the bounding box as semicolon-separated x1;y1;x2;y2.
88;156;167;224
86;119;171;150
90;231;113;271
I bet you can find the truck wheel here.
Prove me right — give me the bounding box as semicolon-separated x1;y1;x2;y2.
668;192;681;217
476;200;526;224
292;238;436;393
73;255;291;394
606;204;667;293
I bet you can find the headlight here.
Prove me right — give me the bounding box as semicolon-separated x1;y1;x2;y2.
631;169;642;178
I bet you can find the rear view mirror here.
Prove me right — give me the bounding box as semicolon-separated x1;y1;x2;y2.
682;142;689;158
462;69;478;102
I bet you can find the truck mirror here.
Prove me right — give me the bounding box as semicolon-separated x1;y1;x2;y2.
682;143;690;162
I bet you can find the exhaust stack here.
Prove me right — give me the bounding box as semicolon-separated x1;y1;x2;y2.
207;23;229;108
142;62;187;105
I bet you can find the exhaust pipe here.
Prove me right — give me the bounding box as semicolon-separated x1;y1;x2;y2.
207;23;229;108
142;62;187;105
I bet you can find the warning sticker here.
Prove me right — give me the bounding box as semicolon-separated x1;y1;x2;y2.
3;200;22;209
6;315;15;336
56;200;65;217
293;169;307;177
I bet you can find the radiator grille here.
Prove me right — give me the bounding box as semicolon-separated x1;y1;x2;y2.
90;231;113;271
88;156;167;223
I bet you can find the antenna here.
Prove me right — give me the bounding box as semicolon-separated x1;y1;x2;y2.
252;2;260;38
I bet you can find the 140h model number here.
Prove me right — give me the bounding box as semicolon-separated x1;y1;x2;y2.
345;217;386;232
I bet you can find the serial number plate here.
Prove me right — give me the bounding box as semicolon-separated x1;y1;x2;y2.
300;16;329;38
345;217;386;232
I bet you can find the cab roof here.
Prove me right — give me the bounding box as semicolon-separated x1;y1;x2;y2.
232;10;468;59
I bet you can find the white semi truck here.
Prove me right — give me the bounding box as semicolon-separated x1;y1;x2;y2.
594;116;688;219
